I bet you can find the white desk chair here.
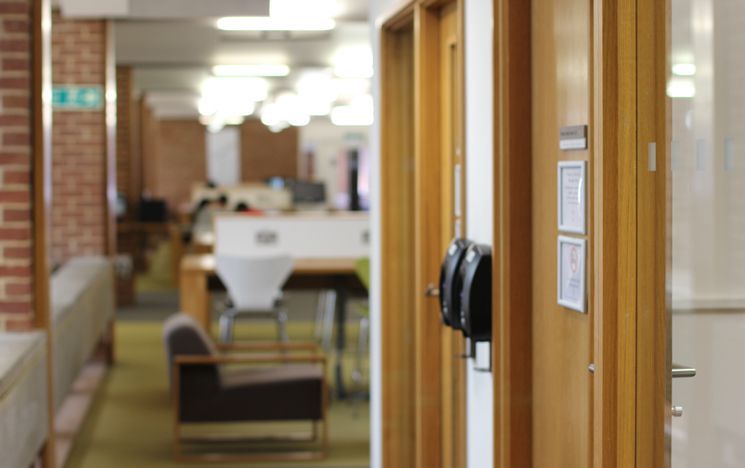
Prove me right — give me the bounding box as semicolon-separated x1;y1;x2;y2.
215;254;293;343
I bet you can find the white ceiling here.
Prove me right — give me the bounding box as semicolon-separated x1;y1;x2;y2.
58;0;372;119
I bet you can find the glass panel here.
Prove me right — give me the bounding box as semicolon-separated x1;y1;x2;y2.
670;1;745;466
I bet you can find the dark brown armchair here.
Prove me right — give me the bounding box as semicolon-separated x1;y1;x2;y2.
163;313;328;462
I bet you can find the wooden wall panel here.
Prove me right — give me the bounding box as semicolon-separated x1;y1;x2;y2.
240;118;298;182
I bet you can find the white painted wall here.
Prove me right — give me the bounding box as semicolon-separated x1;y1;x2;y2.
463;1;494;466
368;2;389;467
368;0;495;467
298;119;370;208
206;126;240;186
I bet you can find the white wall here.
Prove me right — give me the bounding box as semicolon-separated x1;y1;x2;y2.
369;0;495;467
368;2;390;467
463;0;494;466
298;119;370;208
206;126;240;186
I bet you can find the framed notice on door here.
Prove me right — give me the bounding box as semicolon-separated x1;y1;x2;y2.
557;236;586;313
557;161;587;234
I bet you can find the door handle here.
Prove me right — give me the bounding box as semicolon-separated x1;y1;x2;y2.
671;364;696;418
424;283;440;298
672;364;696;378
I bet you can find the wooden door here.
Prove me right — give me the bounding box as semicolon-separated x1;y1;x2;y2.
437;3;467;468
531;0;593;466
414;1;465;467
380;11;416;468
381;2;465;466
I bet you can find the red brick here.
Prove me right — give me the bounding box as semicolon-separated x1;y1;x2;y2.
2;131;29;145
0;114;27;125
0;38;28;52
5;282;30;295
0;227;30;240
6;316;33;331
0;265;31;276
0;3;29;15
3;18;28;32
0;77;28;89
2;95;28;108
1;57;28;70
0;153;29;164
0;300;31;314
4;246;30;259
0;190;29;203
3;207;29;221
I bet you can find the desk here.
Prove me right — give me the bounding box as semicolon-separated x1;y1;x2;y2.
179;254;364;398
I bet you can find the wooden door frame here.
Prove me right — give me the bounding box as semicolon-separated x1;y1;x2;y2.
413;1;465;467
491;0;641;467
32;0;55;465
379;5;417;468
636;0;669;467
379;1;466;467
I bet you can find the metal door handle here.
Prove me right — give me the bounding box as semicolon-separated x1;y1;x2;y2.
671;364;696;418
672;364;696;378
424;283;440;297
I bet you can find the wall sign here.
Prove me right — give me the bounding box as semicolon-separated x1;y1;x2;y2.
52;85;104;110
559;125;588;150
557;236;586;313
557;160;587;234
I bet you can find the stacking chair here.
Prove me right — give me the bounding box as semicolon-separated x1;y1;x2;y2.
215;254;293;343
163;313;328;462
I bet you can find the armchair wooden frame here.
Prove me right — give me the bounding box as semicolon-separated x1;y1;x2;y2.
170;342;329;463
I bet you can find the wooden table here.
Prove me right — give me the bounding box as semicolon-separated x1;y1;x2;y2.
179;254;364;398
180;254;360;328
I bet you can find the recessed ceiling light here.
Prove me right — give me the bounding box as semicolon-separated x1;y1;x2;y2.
667;78;695;98
212;64;290;77
216;16;335;32
270;0;341;18
672;63;696;76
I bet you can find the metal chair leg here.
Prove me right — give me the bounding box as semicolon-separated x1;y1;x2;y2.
321;290;337;351
219;311;235;343
277;308;289;342
314;291;328;341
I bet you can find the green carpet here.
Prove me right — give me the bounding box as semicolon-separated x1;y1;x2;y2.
65;322;370;468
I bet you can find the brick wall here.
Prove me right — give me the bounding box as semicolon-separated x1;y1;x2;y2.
142;115;206;213
50;13;107;266
0;0;35;330
115;65;137;215
156;119;206;211
241;118;298;182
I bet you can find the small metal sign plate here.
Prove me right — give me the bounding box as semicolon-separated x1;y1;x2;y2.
559;125;588;150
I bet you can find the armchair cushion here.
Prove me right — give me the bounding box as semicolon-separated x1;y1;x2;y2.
163;313;325;424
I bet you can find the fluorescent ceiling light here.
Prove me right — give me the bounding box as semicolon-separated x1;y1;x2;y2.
667;78;695;98
270;0;341;18
672;63;696;76
212;64;290;77
332;46;374;79
216;16;335;31
201;77;268;103
296;71;336;115
334;63;373;79
331;95;373;126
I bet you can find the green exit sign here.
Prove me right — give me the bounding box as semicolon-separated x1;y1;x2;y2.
52;85;104;110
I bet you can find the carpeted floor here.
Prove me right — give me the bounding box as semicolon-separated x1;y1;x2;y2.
65;321;370;468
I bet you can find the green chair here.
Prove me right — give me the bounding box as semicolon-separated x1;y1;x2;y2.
351;258;370;396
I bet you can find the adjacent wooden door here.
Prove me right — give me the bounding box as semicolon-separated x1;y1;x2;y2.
414;2;466;467
380;1;465;467
532;0;594;465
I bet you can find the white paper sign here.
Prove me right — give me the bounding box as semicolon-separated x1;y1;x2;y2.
557;236;586;313
557;161;587;234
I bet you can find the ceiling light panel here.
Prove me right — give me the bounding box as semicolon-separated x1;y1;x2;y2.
216;16;336;31
212;64;290;77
